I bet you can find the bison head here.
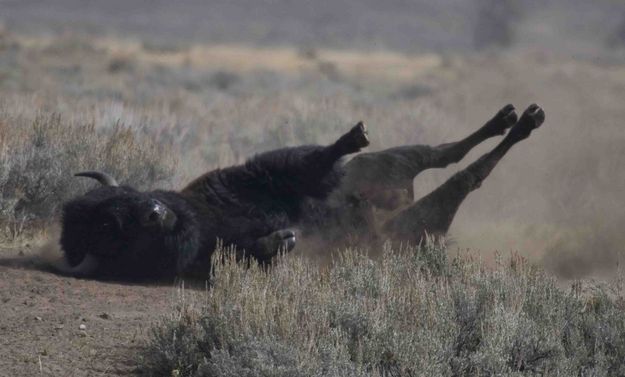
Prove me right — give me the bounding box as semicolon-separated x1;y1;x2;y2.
60;171;200;279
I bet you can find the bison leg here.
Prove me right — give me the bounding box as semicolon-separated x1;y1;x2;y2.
383;104;545;244
254;121;369;201
183;122;368;203
340;104;518;206
331;121;370;157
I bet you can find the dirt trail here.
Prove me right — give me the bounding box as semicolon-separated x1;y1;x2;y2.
0;246;184;377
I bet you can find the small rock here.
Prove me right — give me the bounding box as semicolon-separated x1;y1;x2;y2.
98;313;111;320
79;324;86;330
55;324;64;330
35;316;42;321
79;331;88;338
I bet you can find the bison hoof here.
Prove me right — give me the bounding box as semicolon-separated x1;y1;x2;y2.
256;229;296;258
508;104;545;141
338;121;370;154
483;104;518;137
351;122;370;148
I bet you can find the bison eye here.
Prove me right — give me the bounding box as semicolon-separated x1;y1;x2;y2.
101;221;117;231
100;213;124;231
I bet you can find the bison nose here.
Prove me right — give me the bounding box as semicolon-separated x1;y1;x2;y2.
141;206;165;226
140;199;175;229
147;209;162;223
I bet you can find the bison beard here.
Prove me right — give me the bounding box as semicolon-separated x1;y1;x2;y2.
59;104;545;279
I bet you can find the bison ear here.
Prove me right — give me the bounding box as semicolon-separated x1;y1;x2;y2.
74;171;119;187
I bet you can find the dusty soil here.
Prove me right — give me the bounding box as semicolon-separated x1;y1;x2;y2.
0;246;188;377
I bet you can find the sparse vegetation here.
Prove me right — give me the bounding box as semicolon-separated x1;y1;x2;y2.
142;243;625;376
0;109;176;241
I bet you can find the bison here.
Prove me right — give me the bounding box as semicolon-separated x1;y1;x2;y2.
58;103;545;279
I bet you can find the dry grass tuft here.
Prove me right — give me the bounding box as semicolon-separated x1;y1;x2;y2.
0;108;176;241
142;242;625;376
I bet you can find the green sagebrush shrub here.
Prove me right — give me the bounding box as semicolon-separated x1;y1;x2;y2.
142;242;625;377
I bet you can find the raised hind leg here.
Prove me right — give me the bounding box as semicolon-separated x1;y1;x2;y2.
183;121;369;201
340;104;518;208
262;121;370;199
383;104;545;244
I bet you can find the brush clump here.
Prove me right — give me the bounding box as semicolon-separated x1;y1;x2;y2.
142;242;625;377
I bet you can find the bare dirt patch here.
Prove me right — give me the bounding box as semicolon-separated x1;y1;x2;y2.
0;246;187;376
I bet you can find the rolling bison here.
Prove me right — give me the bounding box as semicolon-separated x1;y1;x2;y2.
59;104;545;279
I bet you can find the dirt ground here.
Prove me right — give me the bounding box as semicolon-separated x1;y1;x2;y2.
0;245;189;377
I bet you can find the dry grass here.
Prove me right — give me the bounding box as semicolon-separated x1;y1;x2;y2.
142;243;625;376
88;37;443;81
0;106;176;242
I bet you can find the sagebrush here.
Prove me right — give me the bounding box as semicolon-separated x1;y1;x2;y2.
142;243;625;376
0;109;176;240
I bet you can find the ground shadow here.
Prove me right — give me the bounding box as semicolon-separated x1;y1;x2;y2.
0;254;212;289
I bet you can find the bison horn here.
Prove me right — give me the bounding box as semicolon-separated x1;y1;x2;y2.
74;171;119;187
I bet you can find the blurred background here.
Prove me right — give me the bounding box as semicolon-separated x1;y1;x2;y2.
3;0;625;56
1;0;624;278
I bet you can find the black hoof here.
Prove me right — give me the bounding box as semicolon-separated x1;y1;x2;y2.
483;104;518;137
337;121;370;154
256;229;296;258
351;122;370;149
507;104;545;141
